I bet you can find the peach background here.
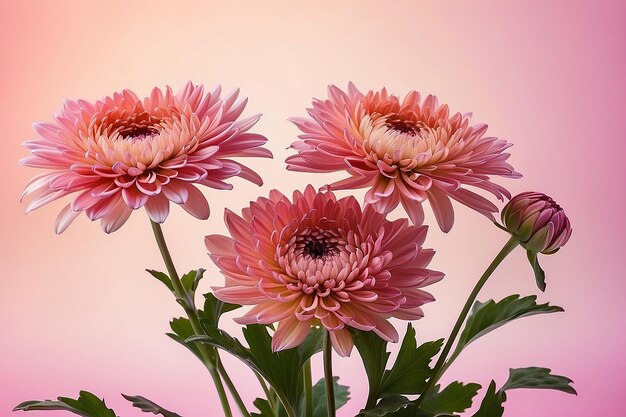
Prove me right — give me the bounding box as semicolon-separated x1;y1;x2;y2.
1;1;624;416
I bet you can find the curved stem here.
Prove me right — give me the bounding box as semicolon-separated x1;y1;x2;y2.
255;374;278;416
323;331;336;417
216;356;251;417
150;221;235;417
303;359;313;417
270;390;280;416
416;236;519;407
274;389;297;417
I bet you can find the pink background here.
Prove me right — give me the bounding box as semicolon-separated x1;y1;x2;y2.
1;1;624;416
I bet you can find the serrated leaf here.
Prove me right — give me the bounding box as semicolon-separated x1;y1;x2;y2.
502;367;576;394
198;293;241;328
456;294;563;354
420;381;481;415
167;317;203;361
352;329;390;407
180;269;205;294
146;269;173;292
121;394;181;417
250;397;275;417
361;398;454;417
14;391;118;417
359;396;411;416
527;251;547;291
471;381;505;417
187;324;323;417
381;324;443;397
472;368;575;417
306;377;350;417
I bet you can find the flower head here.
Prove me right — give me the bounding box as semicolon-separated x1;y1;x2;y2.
287;83;521;232
501;192;572;254
205;185;443;356
21;82;272;233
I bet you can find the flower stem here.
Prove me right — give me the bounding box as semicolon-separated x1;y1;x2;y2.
415;236;519;407
150;221;241;417
216;356;251;417
303;359;313;417
255;374;278;416
323;331;336;417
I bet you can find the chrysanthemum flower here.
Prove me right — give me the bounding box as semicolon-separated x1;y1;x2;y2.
205;185;443;356
287;83;521;232
20;82;272;233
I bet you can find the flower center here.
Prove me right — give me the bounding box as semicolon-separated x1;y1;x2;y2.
109;111;162;140
303;239;333;259
384;113;425;136
299;229;340;260
118;124;160;139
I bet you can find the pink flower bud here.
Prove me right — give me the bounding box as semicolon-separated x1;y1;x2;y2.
501;192;572;254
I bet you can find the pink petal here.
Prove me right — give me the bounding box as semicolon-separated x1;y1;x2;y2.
214;286;267;305
100;197;133;233
180;185;210;219
162;181;189;204
145;193;170;223
330;328;354;357
271;318;312;352
55;204;81;234
205;235;236;257
400;196;425;226
122;186;149;210
426;187;455;232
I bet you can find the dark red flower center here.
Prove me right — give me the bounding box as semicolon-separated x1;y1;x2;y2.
119;125;160;139
110;111;162;139
384;113;425;136
303;239;335;259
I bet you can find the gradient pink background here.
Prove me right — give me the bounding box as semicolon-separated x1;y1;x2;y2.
1;1;624;416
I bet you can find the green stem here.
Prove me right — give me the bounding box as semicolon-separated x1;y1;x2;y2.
274;389;296;417
416;236;519;407
150;221;235;417
255;373;277;415
269;390;280;416
303;359;313;417
216;356;251;417
323;331;336;417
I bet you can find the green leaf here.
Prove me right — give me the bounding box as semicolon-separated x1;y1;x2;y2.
472;368;576;417
471;381;505;417
380;324;443;397
352;328;390;407
167;317;203;361
14;391;118;417
307;377;350;417
456;294;563;354
121;394;181;417
187;324;323;417
297;326;324;361
360;397;455;417
250;398;275;417
146;269;173;292
180;269;205;294
359;396;411;416
527;251;547;291
420;381;481;415
198;293;242;328
502;367;577;394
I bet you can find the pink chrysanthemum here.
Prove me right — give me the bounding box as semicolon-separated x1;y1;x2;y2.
205;185;443;356
287;83;521;232
20;82;272;233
